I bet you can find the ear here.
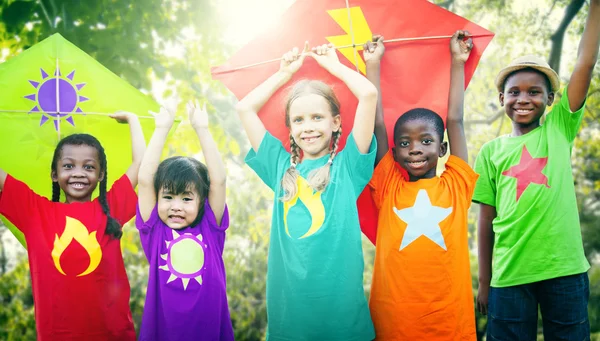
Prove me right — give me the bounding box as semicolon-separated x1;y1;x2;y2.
439;141;448;157
98;171;105;182
51;170;58;182
499;92;505;106
547;91;555;106
332;115;341;132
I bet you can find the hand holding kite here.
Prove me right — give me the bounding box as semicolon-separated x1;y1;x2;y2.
149;107;175;130
450;30;473;64
309;43;342;71
109;110;139;124
280;42;309;76
363;35;385;64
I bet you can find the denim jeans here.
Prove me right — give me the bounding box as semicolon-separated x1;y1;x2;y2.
487;272;590;341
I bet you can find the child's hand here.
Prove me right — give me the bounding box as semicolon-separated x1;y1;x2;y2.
363;35;385;64
109;111;138;124
309;43;340;70
149;107;175;129
187;100;208;130
280;42;309;76
450;30;473;64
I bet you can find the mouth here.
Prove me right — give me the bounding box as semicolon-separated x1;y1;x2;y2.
68;182;89;190
301;135;321;144
405;160;427;170
168;215;185;224
513;108;534;115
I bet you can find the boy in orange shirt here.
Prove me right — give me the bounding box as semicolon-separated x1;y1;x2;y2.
365;31;477;340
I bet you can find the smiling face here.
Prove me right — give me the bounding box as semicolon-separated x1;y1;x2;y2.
51;144;104;203
392;118;447;181
500;69;554;135
287;93;341;160
157;185;201;230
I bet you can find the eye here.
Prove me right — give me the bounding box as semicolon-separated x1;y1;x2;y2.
183;197;194;202
509;90;519;96
529;90;540;95
423;139;433;145
63;164;73;169
84;165;95;170
162;195;172;200
293;117;303;123
398;141;409;147
313;115;323;121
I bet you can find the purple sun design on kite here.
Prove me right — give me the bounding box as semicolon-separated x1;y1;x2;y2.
24;67;88;130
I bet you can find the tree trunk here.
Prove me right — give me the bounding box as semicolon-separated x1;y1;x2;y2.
548;0;585;73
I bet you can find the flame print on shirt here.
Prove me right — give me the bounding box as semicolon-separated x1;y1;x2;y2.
159;230;208;290
283;176;326;239
51;216;102;276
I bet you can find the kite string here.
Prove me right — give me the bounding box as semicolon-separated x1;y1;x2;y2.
55;57;61;141
213;34;489;74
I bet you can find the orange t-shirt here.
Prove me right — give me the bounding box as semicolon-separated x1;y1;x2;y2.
368;152;478;340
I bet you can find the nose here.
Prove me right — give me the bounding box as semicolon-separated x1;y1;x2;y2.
408;144;423;155
516;92;530;104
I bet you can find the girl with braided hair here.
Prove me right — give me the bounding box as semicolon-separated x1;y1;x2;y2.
237;42;378;341
0;111;145;340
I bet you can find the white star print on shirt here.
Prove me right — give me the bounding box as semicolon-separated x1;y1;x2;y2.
394;189;453;251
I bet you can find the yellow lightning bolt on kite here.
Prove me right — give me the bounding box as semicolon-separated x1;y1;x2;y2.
326;7;373;75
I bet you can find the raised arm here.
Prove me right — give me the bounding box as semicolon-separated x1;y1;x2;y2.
477;203;496;315
236;43;308;152
188;101;227;226
109;111;146;186
310;44;378;153
447;30;473;162
567;0;600;112
137;107;175;221
0;168;6;192
364;35;388;164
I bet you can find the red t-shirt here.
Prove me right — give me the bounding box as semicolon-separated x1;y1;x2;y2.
0;174;137;341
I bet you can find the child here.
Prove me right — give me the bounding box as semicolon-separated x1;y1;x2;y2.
136;101;233;341
474;1;600;339
236;43;378;340
0;112;144;340
365;31;477;340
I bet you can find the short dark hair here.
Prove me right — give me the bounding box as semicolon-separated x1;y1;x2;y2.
502;67;552;93
393;108;445;142
154;156;210;227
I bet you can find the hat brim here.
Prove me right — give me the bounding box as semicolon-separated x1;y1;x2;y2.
495;64;560;93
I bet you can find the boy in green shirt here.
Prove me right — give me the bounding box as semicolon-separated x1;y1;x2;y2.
473;1;600;339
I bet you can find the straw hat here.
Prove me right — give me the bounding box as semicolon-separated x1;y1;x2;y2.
495;55;560;93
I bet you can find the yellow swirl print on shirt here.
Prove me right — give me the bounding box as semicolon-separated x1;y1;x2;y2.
283;176;326;239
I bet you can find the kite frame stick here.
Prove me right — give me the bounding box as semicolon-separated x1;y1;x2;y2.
212;34;490;74
0;109;155;119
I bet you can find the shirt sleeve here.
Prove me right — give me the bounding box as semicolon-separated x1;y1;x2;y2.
0;175;44;234
472;144;496;206
441;155;479;201
545;87;585;143
204;200;230;232
106;175;138;226
340;132;377;198
368;151;403;209
244;132;291;192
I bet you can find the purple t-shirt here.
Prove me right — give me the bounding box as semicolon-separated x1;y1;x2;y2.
135;200;234;341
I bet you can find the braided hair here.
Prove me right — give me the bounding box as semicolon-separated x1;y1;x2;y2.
281;80;342;201
50;134;123;239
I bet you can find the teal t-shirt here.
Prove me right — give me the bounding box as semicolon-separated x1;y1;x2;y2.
473;88;590;288
246;132;376;341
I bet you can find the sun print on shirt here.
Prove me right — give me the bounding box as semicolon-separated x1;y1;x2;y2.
159;230;208;290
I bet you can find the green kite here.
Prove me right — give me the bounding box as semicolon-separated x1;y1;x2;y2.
0;33;159;247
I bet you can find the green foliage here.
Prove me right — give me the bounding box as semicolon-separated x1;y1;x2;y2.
0;258;35;340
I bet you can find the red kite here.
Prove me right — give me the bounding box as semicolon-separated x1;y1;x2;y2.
211;0;494;244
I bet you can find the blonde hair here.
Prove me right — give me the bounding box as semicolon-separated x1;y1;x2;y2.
281;80;342;202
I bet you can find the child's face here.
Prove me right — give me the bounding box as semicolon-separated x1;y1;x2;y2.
392;119;447;181
51;144;104;203
288;94;341;160
500;70;554;127
157;186;201;229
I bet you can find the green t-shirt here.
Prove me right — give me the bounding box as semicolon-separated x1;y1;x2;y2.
473;88;590;288
245;132;376;341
